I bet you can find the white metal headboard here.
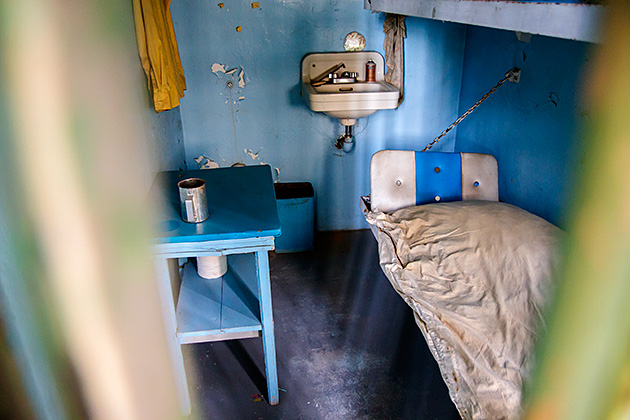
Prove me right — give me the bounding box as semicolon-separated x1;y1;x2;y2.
369;150;499;213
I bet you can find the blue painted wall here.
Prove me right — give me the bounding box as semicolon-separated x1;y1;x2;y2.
135;69;186;190
454;26;592;227
132;59;186;191
171;1;466;230
141;105;186;183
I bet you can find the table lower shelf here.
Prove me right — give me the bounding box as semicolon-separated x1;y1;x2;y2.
176;254;262;345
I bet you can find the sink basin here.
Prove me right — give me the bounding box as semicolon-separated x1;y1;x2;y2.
301;52;400;125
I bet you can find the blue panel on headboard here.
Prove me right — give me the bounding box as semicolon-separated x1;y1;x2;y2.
414;152;462;204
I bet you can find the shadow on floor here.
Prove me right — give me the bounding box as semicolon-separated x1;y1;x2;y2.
184;230;460;420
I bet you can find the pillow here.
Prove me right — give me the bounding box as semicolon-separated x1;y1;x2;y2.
365;201;563;420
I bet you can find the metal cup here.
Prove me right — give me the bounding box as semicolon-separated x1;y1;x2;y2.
178;178;209;223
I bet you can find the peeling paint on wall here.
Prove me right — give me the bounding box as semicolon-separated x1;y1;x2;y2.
191;139;280;175
211;63;227;75
244;148;259;160
211;63;247;95
236;148;281;182
194;155;220;169
238;69;246;88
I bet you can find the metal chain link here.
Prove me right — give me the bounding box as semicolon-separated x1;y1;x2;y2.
422;68;519;152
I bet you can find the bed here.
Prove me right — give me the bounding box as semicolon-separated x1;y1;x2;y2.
361;150;563;420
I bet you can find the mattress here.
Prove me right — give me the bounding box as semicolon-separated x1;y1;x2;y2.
364;200;563;419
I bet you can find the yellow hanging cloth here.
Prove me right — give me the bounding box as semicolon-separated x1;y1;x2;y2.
133;0;186;112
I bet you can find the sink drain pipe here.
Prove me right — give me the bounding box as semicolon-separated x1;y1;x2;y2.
335;124;355;153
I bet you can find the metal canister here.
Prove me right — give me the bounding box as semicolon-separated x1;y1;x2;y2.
178;177;209;223
365;59;376;83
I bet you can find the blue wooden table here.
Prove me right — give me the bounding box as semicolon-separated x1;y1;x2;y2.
149;165;281;415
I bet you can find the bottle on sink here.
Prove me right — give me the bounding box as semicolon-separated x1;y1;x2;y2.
365;59;376;83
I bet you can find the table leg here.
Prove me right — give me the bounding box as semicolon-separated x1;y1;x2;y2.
154;257;191;415
255;250;279;405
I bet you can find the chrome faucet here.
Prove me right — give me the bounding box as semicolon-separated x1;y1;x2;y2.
332;71;358;84
310;62;346;86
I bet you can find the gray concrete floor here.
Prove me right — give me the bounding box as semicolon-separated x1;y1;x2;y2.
184;230;460;420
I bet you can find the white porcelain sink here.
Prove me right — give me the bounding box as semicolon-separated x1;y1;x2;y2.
301;52;400;126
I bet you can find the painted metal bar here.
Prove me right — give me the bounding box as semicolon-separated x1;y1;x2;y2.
255;250;279;405
179;330;261;345
152;237;275;257
153;258;191;415
223;254;261;319
366;0;605;43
